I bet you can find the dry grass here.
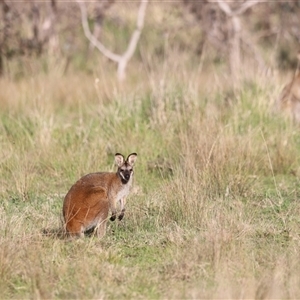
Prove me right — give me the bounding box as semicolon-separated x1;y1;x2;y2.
1;63;300;299
1;4;300;297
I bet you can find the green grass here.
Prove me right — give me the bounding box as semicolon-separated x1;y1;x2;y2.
1;70;300;299
1;15;300;297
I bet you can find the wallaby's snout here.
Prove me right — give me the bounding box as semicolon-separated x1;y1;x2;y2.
124;172;130;181
63;152;137;238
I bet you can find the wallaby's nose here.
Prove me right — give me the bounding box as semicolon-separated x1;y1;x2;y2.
124;173;130;180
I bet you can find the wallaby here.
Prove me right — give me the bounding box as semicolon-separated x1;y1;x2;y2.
277;51;300;123
63;153;137;238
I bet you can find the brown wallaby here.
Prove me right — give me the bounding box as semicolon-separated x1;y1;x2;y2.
277;51;300;123
63;153;137;238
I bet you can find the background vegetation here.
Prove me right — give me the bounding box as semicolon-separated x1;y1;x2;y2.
1;1;300;299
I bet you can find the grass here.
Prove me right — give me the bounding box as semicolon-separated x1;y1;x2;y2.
1;9;300;298
1;68;300;299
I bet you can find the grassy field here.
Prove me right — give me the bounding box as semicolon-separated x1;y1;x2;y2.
1;63;300;299
1;5;300;297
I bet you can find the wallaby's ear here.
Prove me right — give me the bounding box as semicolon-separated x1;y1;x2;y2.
115;153;125;167
127;153;137;166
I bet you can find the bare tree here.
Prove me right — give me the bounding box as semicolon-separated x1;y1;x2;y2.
88;0;115;54
77;0;148;82
183;0;265;79
212;0;259;79
183;0;229;60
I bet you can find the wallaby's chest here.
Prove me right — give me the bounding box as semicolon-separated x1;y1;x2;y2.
116;182;131;201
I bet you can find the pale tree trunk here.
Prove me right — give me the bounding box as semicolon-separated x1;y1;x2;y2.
78;0;148;82
214;0;259;80
88;0;115;54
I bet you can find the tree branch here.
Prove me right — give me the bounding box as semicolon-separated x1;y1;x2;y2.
214;0;259;17
216;0;232;15
122;0;148;63
77;0;121;63
77;0;148;81
117;0;148;80
233;0;259;16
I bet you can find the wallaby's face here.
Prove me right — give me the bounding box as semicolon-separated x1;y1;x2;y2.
115;153;137;184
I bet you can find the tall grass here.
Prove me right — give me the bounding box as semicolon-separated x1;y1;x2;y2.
1;44;300;299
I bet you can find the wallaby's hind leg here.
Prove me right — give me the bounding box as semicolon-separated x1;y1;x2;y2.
65;219;84;238
96;208;109;238
97;219;108;239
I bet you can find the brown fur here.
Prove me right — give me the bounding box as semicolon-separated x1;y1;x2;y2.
63;153;137;238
